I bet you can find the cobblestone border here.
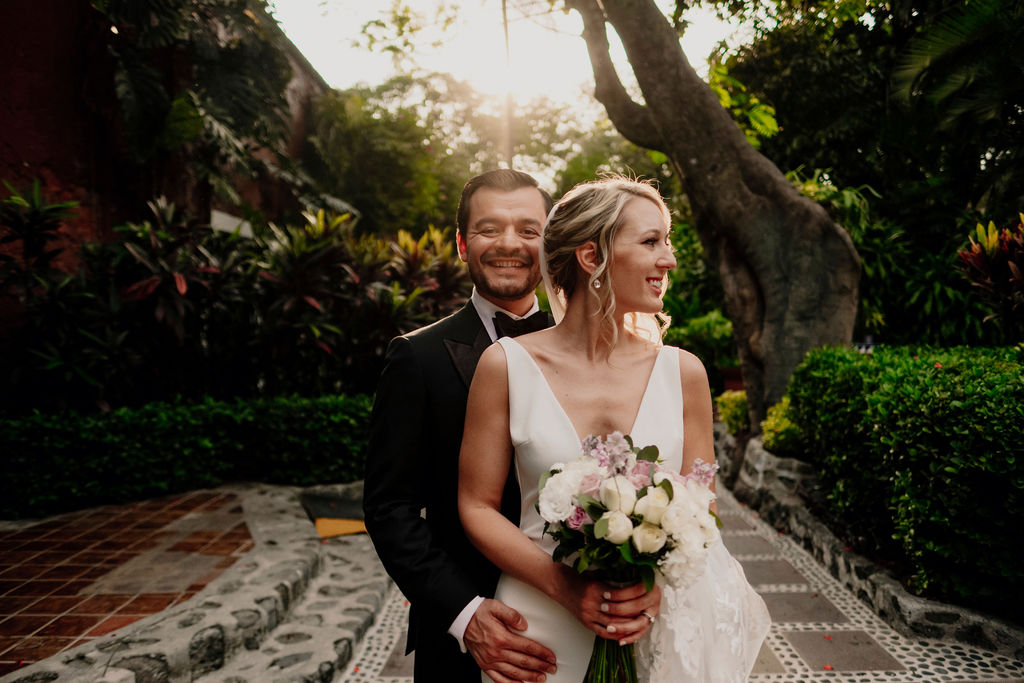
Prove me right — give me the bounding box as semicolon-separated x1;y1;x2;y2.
715;424;1024;662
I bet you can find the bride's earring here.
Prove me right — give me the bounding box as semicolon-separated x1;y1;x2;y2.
592;279;602;290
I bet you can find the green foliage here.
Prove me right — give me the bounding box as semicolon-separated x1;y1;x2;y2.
0;184;470;414
715;0;1023;345
787;345;1024;618
787;168;997;344
0;181;79;304
305;88;445;234
96;0;292;177
663;219;725;322
665;309;736;367
0;394;372;519
892;0;1024;218
708;58;779;150
759;396;804;457
957;216;1024;342
307;73;632;236
664;309;737;395
714;390;749;435
661;216;732;393
553;119;677;199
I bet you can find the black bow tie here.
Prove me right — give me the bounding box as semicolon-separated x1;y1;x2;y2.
493;310;548;338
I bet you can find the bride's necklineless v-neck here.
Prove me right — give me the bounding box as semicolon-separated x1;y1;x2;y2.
502;337;667;444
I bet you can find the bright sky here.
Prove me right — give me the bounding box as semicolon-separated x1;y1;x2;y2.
270;1;747;104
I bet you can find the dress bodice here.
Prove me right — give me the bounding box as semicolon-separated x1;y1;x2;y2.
491;336;769;683
498;336;684;551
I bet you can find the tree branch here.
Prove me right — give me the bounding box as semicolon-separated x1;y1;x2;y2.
565;0;663;150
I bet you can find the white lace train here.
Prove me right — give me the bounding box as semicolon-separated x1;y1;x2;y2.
637;540;770;682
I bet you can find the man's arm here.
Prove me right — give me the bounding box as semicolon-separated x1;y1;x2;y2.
363;336;479;628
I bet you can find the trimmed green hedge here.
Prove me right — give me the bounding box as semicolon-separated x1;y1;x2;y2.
0;394;372;519
788;345;1024;617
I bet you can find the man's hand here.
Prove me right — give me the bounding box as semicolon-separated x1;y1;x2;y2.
465;599;557;683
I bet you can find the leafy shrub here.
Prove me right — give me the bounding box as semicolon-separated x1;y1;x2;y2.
0;185;471;414
714;390;749;435
0;394;372;519
665;309;737;368
759;396;804;457
957;216;1024;342
787;169;998;346
787;345;1024;618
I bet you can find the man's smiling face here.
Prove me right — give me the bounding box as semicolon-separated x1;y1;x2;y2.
457;186;547;312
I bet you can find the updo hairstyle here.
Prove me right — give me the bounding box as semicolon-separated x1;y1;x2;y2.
542;176;671;346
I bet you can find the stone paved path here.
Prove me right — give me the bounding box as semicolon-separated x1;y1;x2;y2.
339;485;1024;682
2;482;1022;682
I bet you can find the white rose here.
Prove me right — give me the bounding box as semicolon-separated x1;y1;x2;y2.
700;520;721;546
659;500;696;537
631;522;667;554
538;472;576;523
600;475;638;515
633;487;670;524
652;470;673;486
659;545;707;588
675;522;707;557
682;478;716;512
600;510;634;545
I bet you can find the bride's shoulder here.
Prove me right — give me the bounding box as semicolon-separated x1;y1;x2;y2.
664;345;710;383
477;341;510;373
662;344;705;370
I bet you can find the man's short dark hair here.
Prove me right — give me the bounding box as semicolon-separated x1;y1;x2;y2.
456;169;555;238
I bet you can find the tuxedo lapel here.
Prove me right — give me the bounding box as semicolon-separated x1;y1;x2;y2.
444;309;491;388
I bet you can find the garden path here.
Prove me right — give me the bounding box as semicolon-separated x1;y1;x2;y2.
1;484;1022;682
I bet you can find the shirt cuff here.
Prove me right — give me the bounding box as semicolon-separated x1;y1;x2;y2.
448;595;486;653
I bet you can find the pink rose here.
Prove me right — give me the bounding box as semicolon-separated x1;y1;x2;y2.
580;473;602;498
567;506;591;530
629;461;655;488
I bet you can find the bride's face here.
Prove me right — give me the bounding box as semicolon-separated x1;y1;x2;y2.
608;197;676;314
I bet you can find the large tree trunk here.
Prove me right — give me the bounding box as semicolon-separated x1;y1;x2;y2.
567;0;861;428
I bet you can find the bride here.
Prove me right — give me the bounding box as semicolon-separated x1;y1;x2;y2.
459;176;770;682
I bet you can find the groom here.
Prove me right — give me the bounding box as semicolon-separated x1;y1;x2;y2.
364;169;558;682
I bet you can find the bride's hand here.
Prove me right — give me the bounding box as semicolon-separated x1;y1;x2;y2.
562;570;662;644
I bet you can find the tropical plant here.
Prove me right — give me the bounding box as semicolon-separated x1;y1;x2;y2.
90;0;296;218
786;168;996;344
0;183;471;415
957;216;1024;342
893;0;1024;216
0;181;78;304
707;57;779;150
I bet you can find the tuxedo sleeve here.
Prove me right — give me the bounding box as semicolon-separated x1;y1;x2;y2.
362;336;479;630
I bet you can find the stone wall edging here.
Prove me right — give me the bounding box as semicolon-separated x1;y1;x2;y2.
715;427;1024;661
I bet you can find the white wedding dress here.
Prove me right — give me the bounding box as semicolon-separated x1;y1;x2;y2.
489;337;771;682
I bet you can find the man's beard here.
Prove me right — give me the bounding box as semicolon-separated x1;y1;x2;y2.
469;260;541;302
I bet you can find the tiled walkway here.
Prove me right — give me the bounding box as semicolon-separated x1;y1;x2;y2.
340;485;1024;682
0;491;253;676
2;484;1022;682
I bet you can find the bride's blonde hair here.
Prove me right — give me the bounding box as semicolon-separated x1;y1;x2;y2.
541;176;672;348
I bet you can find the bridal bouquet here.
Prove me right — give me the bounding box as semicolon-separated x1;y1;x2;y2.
537;431;720;682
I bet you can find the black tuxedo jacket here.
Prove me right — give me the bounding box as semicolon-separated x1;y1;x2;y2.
363;302;545;680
